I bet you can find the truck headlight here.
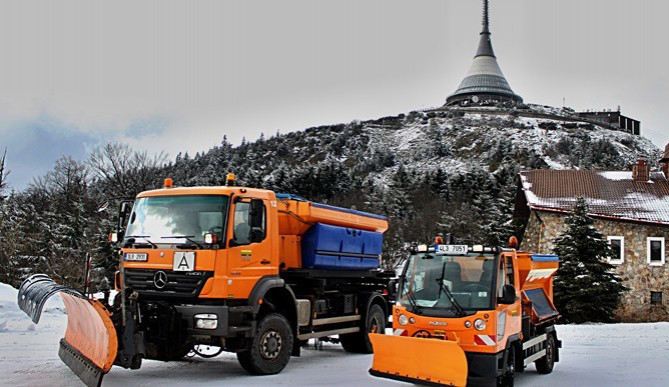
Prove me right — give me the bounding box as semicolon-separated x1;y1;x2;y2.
398;314;409;326
474;318;486;331
195;313;218;330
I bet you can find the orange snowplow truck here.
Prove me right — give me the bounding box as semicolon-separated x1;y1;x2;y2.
369;243;561;386
18;175;394;387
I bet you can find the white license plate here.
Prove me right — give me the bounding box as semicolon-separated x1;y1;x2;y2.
173;252;196;271
124;253;148;262
435;245;469;255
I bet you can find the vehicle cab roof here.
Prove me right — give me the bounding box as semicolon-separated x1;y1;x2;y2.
136;185;276;200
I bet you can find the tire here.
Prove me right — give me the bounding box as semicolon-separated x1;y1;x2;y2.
340;304;386;354
535;334;556;374
497;346;515;387
237;313;294;375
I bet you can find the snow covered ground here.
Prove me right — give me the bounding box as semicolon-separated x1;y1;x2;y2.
2;282;668;386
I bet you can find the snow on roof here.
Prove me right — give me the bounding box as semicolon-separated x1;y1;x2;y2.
520;170;669;225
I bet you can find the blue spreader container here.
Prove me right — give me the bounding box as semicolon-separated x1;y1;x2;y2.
301;223;383;270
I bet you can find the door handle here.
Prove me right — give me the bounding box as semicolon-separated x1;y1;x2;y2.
260;259;271;265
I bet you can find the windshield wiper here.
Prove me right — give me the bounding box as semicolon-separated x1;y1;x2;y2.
436;262;466;317
406;289;423;315
124;235;158;249
161;235;205;249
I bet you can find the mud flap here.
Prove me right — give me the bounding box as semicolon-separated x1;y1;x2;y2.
368;333;468;387
17;275;119;387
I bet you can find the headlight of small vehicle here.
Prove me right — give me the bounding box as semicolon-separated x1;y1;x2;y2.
398;314;409;326
474;318;486;331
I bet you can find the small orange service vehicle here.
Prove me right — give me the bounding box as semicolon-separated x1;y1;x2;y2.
369;242;561;386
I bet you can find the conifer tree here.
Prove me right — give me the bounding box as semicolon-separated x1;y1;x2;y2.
552;198;627;323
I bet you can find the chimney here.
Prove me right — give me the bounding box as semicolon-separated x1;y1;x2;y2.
632;159;650;182
659;144;669;179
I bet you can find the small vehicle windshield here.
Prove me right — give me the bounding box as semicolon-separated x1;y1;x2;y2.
398;252;497;317
125;195;229;244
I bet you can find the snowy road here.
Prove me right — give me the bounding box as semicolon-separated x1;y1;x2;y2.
2;282;669;386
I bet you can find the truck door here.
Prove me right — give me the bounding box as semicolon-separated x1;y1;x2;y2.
225;197;276;299
498;253;522;343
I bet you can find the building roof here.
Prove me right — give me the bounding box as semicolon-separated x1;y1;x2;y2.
446;0;522;105
519;170;669;226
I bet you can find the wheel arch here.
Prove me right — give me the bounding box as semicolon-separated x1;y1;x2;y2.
543;325;560;362
249;277;297;332
248;276;286;312
360;292;389;323
505;333;523;373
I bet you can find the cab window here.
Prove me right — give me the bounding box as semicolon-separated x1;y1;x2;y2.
231;200;266;246
497;255;515;297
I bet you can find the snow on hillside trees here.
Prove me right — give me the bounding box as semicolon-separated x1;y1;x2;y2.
0;110;660;288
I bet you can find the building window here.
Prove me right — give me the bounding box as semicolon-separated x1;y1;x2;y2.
647;237;665;266
651;291;663;305
606;236;624;264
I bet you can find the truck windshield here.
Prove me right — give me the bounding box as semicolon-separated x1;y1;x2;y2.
125;195;229;245
398;252;497;317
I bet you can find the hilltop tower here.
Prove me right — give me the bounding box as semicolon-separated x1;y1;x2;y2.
445;0;522;106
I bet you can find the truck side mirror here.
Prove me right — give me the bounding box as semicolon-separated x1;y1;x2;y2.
97;200;110;213
387;279;399;298
499;284;517;305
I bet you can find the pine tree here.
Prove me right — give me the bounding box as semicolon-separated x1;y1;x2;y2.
552;198;627;323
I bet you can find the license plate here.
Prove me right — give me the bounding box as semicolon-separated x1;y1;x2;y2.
124;253;148;262
173;252;196;271
435;245;468;255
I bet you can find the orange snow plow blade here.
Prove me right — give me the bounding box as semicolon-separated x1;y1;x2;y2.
59;293;118;387
17;274;118;387
369;333;468;386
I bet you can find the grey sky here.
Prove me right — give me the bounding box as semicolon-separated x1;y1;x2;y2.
0;0;667;189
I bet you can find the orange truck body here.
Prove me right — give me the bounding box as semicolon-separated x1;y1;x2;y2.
370;247;561;386
122;186;388;300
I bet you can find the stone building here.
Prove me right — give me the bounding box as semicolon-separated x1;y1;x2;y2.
515;159;669;322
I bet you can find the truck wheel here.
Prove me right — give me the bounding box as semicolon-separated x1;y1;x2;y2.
340;304;386;354
237;313;293;375
535;334;556;374
497;346;515;386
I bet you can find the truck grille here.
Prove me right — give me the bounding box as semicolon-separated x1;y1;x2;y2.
124;269;213;298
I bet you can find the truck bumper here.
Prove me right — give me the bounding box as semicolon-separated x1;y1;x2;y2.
173;305;229;337
465;350;505;386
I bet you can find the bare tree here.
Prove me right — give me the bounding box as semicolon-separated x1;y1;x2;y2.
0;147;9;200
88;143;167;197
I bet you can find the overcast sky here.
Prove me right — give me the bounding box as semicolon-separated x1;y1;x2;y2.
1;0;667;189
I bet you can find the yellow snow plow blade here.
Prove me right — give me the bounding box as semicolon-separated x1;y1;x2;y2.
17;274;118;387
59;293;118;387
369;333;468;386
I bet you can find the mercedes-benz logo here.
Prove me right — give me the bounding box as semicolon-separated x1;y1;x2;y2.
153;271;168;289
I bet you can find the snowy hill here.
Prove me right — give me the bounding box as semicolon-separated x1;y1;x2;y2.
163;105;659;262
173;106;658;188
0;105;659;288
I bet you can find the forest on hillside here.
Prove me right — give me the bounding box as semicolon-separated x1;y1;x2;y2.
0;110;659;289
